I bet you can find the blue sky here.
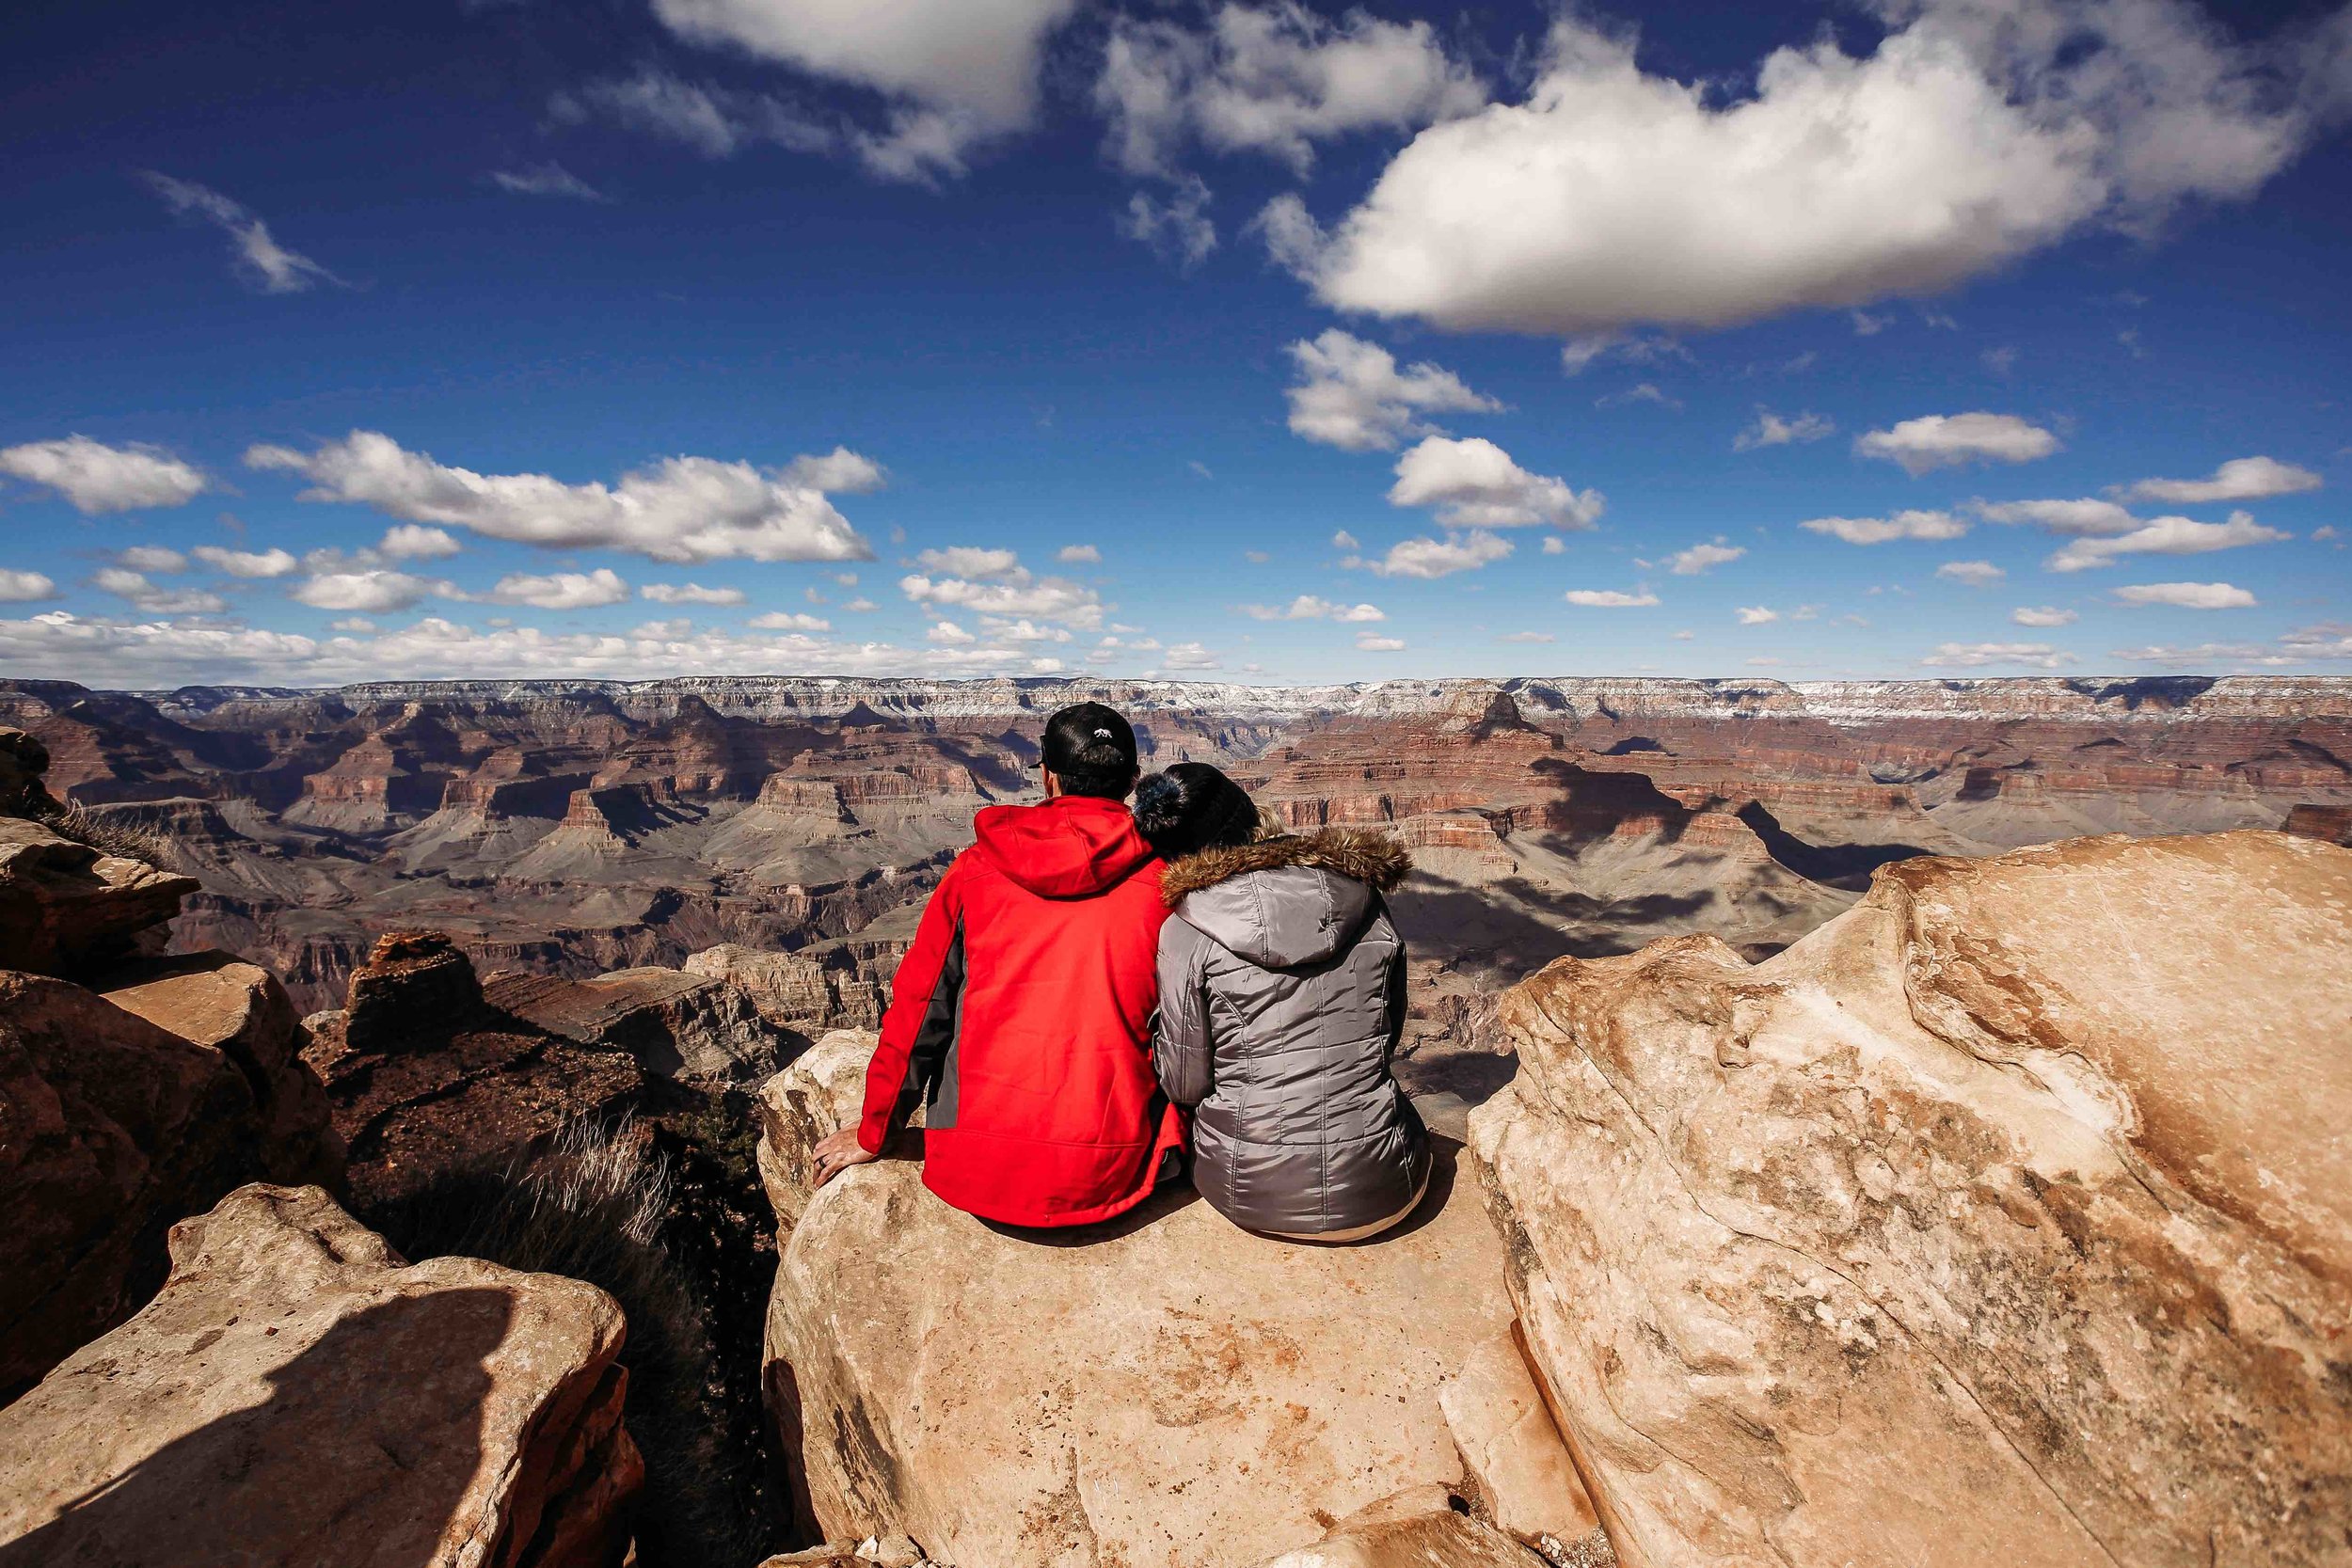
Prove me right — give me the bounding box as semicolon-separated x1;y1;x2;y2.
2;0;2347;688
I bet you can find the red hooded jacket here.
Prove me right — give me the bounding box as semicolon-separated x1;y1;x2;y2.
853;794;1184;1227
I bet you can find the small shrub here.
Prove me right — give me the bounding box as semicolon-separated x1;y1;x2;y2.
36;802;169;868
368;1114;785;1565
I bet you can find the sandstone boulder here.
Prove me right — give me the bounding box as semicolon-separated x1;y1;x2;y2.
1251;1487;1552;1568
756;1032;1518;1568
1438;1333;1601;1561
305;932;644;1212
485;964;787;1084
0;815;198;978
1470;830;2352;1568
0;958;342;1401
0;1182;641;1567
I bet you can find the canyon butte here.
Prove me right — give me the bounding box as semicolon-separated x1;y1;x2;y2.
1;672;2348;1567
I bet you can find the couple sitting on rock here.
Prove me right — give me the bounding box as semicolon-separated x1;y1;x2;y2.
812;702;1433;1241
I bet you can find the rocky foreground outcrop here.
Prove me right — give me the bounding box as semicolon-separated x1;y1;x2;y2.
1470;830;2352;1568
485;965;787;1085
3;746;344;1401
0;1182;640;1567
755;1033;1605;1568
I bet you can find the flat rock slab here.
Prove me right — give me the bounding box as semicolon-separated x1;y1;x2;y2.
485;965;783;1084
0;1183;640;1568
1470;831;2352;1568
758;1033;1516;1568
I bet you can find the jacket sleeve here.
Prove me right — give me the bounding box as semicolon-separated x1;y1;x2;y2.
855;856;968;1154
1152;917;1214;1107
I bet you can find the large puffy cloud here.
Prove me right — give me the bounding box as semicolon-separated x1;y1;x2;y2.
1800;510;1970;544
1388;437;1602;530
1096;2;1483;178
1266;0;2347;335
1343;530;1513;578
246;431;876;564
643;0;1081;178
2046;510;2288;570
139;173;342;293
1855;413;2060;474
0;436;210;514
1283;330;1498;451
1920;640;2074;669
2114;580;2257;608
2118;455;2324;503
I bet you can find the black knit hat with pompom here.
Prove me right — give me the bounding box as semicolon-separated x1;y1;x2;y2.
1133;761;1259;859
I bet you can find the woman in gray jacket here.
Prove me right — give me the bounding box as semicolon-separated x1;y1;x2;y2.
1136;763;1432;1242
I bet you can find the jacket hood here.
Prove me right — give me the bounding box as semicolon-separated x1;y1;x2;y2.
973;795;1157;899
1162;828;1411;969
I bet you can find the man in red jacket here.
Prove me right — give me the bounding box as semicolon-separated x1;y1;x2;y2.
809;703;1183;1227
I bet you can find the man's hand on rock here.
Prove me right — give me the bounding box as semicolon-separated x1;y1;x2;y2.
813;1128;878;1187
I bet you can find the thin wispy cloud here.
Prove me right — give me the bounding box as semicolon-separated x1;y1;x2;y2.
140;173;343;293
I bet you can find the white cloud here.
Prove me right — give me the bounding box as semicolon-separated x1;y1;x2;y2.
2011;605;2078;626
191;546;298;578
1974;497;2139;535
2119;455;2324;504
1936;560;2006;586
1595;383;1682;412
1564;589;1659;607
482;568;631;610
1734;408;1835;451
1921;641;2073;670
1735;605;1779;625
1667;540;1745;575
1388;436;1602;530
644;0;1079;178
1982;344;2020;375
841;596;879;612
914;546;1024;579
1263;2;2346;336
1056;544;1102;564
1161;641;1220;669
754;610;834;631
1855;413;2060;475
1498;630;1555;643
2112;624;2352;668
291;569;443;613
1240;594;1384;622
1801;510;1969;545
331;617;375;634
1283;330;1499;452
246;430;876;563
1096;2;1483;179
899;569;1104;627
1346;530;1513;579
1330;529;1359;550
0;570;56;603
778;446;887;493
488;163;607;200
1559;332;1691;376
2114;580;2257;609
642;581;748;606
1119;175;1218;269
925;619;974;644
981;617;1072;643
0;436;210;514
118;546;188;574
139;172;342;293
1540;537;1565;555
1355;631;1406;652
553;71;836;161
377;524;463;560
2047;510;2289;571
92;567;227;615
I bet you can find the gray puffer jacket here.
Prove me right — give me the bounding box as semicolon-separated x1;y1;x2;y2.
1152;828;1430;1236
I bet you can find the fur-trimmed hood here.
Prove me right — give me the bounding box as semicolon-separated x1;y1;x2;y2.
1158;826;1411;906
1160;828;1411;971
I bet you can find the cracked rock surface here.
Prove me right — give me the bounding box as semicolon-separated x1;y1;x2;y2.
1470;830;2352;1568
